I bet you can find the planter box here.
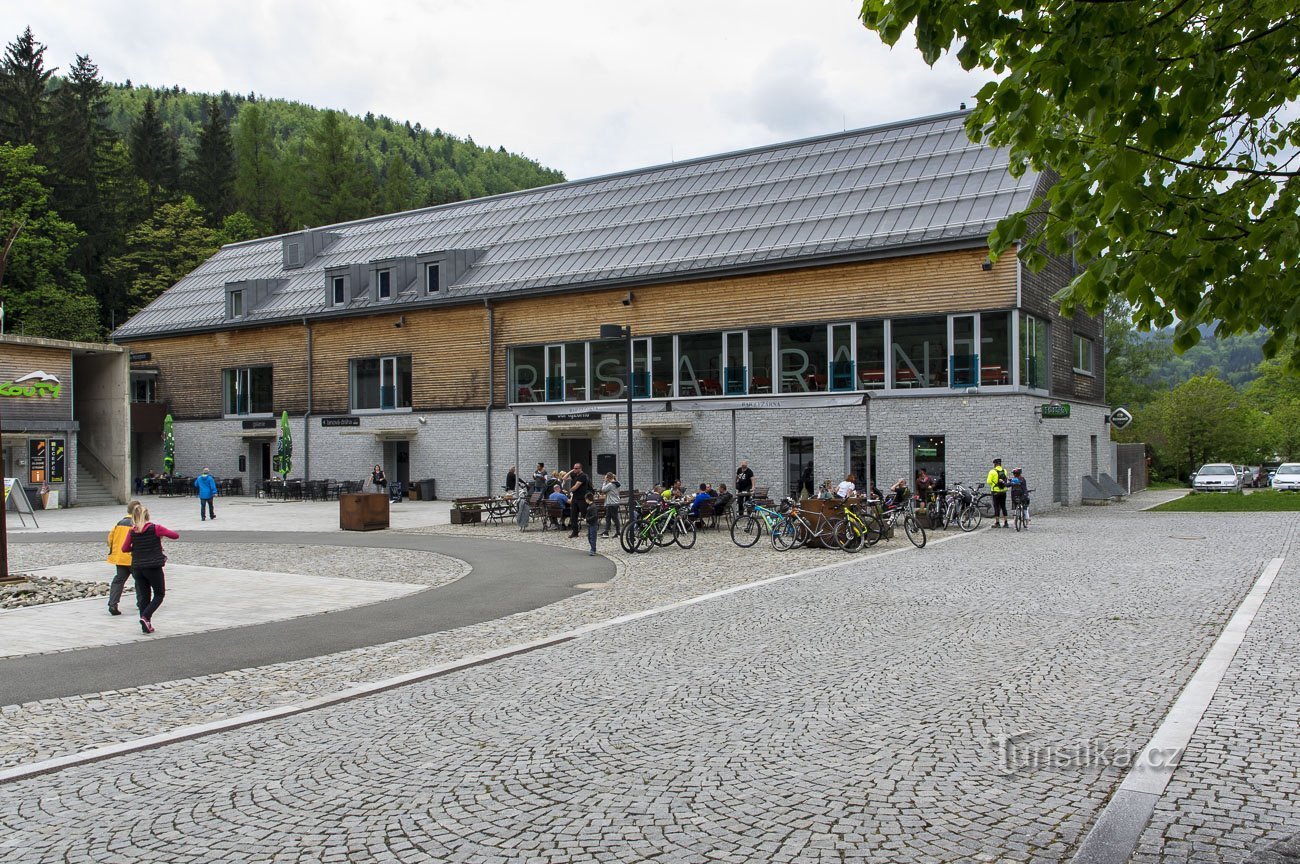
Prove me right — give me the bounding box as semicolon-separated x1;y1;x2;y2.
450;508;481;525
339;493;389;531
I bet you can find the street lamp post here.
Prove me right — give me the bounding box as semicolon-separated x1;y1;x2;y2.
600;323;635;529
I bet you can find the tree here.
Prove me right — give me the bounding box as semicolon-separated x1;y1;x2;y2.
129;95;180;203
215;210;259;246
0;27;54;150
859;1;1300;363
377;154;416;215
232;102;280;231
301;110;372;226
0;143;99;340
1104;297;1171;408
1154;372;1264;476
186;95;235;224
104;196;216;316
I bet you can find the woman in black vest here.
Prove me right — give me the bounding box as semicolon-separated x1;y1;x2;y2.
121;504;181;634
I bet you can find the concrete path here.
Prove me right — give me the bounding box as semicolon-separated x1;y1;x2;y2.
2;530;611;706
0;562;424;658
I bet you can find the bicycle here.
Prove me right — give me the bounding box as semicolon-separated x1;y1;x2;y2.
875;495;927;548
621;500;681;553
730;499;789;548
1011;488;1033;532
941;483;982;532
833;497;885;553
770;497;838;550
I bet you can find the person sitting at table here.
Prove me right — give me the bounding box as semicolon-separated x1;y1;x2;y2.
546;485;569;527
889;478;910;508
836;473;857;499
689;483;712;519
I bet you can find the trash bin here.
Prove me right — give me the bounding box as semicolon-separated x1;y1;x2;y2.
417;478;437;501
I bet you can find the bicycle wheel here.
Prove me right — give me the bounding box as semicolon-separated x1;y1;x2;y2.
834;517;864;553
862;512;885;547
619;518;638;553
730;514;763;548
771;517;800;551
1014;507;1025;532
675;518;697;549
652;519;677;547
959;505;981;532
903;514;927;548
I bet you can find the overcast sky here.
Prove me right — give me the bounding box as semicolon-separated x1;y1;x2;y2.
6;0;985;181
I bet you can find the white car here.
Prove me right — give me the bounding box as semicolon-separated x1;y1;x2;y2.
1271;463;1300;492
1192;463;1241;493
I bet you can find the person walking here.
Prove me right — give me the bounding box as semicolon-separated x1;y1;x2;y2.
505;465;517;492
532;463;547;494
583;491;600;556
735;460;755;513
601;472;622;537
371;463;387;493
986;457;1011;528
121;504;180;634
194;468;218;521
567;462;590;537
105;499;141;616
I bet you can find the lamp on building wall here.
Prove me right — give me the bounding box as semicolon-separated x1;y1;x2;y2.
981;260;993;271
394;315;405;328
600;322;635;528
621;291;634;306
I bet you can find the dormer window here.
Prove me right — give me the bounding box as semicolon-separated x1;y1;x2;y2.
331;275;347;306
376;268;393;300
229;289;245;319
425;262;441;295
286;242;303;267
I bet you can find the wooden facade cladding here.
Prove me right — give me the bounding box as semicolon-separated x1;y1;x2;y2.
124;248;1020;418
0;343;74;425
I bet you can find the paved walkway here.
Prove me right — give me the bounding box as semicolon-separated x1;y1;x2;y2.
1;502;1295;862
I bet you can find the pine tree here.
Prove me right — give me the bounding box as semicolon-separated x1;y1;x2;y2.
232;102;280;231
104;196;217;316
302;109;372;226
186;95;235;224
129;94;180;203
0;27;55;150
377;155;416;215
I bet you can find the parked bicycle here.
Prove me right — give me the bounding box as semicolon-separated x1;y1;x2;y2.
1011;488;1034;532
877;495;927;548
770;497;839;550
730;498;789;548
939;482;982;532
833;498;884;552
621;498;694;553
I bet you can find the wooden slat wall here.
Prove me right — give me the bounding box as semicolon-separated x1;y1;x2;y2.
0;344;74;425
127;249;1017;418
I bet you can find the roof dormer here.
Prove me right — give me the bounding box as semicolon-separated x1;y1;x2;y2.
282;228;342;270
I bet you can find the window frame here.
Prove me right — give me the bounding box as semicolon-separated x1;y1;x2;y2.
349;354;413;413
376;268;393;301
228;289;244;320
1073;333;1095;376
425;262;441;295
222;365;273;417
331;275;347;306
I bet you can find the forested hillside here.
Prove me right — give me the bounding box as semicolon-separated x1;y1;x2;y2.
0;27;565;341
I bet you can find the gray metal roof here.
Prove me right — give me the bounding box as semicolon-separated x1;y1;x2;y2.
114;110;1038;339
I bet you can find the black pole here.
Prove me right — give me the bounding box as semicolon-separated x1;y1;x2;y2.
626;327;635;528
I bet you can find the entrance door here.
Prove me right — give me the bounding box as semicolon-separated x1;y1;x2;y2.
1053;435;1069;503
560;439;593;475
912;435;945;491
657;439;680;486
383;441;410;494
785;436;813;498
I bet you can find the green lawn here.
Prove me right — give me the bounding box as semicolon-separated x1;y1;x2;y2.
1150;490;1300;512
1147;479;1188;490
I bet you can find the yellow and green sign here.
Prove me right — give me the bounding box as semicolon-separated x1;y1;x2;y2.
0;371;62;398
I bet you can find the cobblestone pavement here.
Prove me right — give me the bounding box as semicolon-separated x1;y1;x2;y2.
1132;541;1300;863
1;506;1296;862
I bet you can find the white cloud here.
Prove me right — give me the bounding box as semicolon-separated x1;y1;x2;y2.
4;0;988;179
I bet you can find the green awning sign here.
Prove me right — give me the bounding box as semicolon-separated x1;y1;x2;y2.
1041;403;1071;418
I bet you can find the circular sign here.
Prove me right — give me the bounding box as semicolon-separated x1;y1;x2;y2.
1110;407;1134;429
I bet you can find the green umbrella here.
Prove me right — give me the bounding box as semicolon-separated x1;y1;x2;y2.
276;410;292;479
162;414;175;475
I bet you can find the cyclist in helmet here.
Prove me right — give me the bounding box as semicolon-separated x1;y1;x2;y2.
1009;467;1029;523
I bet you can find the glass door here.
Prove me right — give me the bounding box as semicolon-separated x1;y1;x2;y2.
722;331;747;395
829;323;855;391
949;315;977;388
544;344;565;401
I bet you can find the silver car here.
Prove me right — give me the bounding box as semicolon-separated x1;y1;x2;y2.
1271;463;1300;492
1192;463;1241;493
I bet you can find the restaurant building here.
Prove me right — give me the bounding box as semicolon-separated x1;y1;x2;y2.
114;111;1106;505
0;334;130;507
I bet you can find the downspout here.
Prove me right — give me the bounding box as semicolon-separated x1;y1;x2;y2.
303;318;313;480
485;299;494;495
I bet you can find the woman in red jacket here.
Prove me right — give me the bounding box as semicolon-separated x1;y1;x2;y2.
121;504;180;634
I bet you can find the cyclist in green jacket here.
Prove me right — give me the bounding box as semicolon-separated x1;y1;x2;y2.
986;458;1011;528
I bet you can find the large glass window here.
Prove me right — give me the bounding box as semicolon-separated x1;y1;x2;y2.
646;336;674;397
856;321;885;389
1020;313;1049;389
891;317;947;388
224;366;272;415
980;312;1011;385
829;324;854;391
351;355;412;410
778;325;827;393
510;346;545;402
591;339;626;400
678;332;723;396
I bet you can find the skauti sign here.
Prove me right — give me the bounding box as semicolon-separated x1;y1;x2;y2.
0;371;62;398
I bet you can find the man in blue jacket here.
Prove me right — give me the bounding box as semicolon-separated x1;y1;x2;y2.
195;468;218;521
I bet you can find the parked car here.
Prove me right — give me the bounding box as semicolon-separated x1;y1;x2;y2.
1271;463;1300;492
1192;463;1242;493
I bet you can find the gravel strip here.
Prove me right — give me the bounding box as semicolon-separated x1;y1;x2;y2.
0;519;915;767
9;543;470;588
0;576;109;609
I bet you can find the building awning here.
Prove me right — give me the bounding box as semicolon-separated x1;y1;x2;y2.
223;429;279;439
672;392;868;412
339;428;421;441
635;418;694;437
519;420;604;438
